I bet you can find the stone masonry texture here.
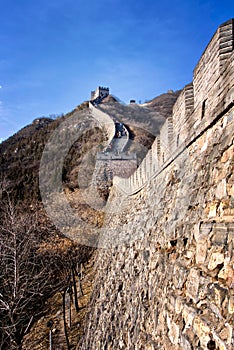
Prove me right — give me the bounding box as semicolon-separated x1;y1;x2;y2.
78;19;234;350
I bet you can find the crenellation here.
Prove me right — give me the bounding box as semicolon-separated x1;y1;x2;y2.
184;83;194;112
171;86;188;148
219;19;233;73
160;117;174;163
152;136;161;162
90;86;110;101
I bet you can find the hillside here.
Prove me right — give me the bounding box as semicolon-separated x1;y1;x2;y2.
0;90;180;204
0;102;103;203
100;94;166;136
0;90;180;349
142;89;181;117
0;102;105;349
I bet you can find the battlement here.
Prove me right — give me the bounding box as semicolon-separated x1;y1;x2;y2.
193;19;234;121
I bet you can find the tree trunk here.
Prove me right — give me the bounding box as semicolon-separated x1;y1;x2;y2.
62;290;70;350
72;266;79;312
78;276;84;296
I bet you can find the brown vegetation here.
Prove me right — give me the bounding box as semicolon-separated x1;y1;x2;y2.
0;91;180;349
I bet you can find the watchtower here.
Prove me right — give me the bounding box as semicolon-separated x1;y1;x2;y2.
91;86;109;100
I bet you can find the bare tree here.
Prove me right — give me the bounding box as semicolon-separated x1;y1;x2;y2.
0;199;67;349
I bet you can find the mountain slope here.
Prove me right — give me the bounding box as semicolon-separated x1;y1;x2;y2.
0;89;180;349
142;89;181;117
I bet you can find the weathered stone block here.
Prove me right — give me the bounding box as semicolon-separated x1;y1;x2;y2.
211;224;228;245
175;297;183;314
182;304;197;330
213;333;228;350
221;145;234;163
218;262;233;281
228;295;234;314
186;268;200;302
185;248;195;260
208;203;218;218
196;240;207;264
227;184;234;197
194;223;212;242
167;315;180;345
198;276;212;300
208;252;224;270
208;283;228;308
193;316;211;348
181;336;192;350
173;265;188;289
219;323;233;345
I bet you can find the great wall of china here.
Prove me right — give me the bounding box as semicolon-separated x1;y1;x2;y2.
78;19;234;349
88;19;234;196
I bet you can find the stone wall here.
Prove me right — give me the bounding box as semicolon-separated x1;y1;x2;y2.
79;104;234;350
78;19;234;350
97;158;137;179
89;102;115;148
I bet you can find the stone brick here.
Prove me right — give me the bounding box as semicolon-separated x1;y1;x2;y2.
181;336;192;350
219;323;233;345
218;262;233;282
182;305;197;330
208;203;218;218
211;224;228;245
167;315;180;345
213;334;228;350
227;184;234;197
228;295;234;314
175;298;183;314
194;223;212;242
186;269;200;302
221;146;234;163
209;283;228;308
184;248;195;260
173;265;188;289
192;316;211;348
196;240;207;264
198;276;211;300
208;252;225;270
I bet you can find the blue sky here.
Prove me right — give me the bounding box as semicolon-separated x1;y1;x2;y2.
0;0;233;141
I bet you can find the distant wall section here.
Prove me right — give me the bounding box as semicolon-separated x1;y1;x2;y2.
89;102;115;149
